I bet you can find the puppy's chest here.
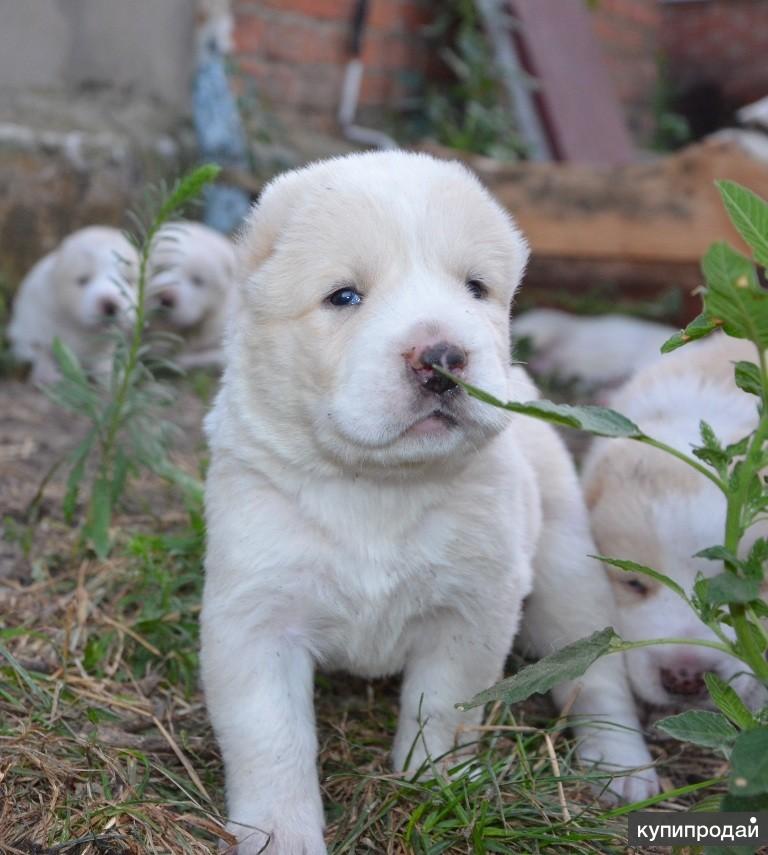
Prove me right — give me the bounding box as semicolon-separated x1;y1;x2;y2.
296;488;505;676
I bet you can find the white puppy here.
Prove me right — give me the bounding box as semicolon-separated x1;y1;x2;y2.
583;334;768;710
202;152;656;854
147;221;236;368
9;226;138;384
512;308;676;391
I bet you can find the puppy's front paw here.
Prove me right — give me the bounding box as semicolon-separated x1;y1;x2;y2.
608;765;660;805
221;820;327;855
578;730;660;804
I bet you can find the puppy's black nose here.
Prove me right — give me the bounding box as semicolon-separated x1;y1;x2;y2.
415;341;467;395
159;292;176;309
660;666;707;697
101;299;118;317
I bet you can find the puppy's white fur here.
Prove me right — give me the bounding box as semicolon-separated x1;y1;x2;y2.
202;152;656;854
512;308;676;390
147;221;236;368
9;226;138;383
583;334;768;710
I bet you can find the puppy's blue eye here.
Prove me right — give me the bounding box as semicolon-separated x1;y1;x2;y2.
466;279;488;300
327;287;363;307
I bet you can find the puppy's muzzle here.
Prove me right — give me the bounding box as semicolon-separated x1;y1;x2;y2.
405;341;468;396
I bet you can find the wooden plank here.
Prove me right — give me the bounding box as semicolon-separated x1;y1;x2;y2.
423;139;768;264
511;0;635;165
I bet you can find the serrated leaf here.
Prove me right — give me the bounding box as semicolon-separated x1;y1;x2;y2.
718;180;768;268
704;672;757;730
657;710;738;749
661;313;719;353
457;628;619;710
594;555;689;601
84;476;112;558
702;242;768;349
734;360;762;397
729;727;768;795
695;545;742;567
744;538;768;580
447;376;644;438
701;572;760;606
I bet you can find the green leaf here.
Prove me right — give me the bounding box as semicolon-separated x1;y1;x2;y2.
84;476;112;558
457;628;619;710
63;431;97;523
734;360;762;397
695;545;742;567
721;792;768;812
717;180;768;268
744;538;768;580
704;672;757;730
156;164;221;225
661;312;720;353
447;376;644;438
701;572;761;606
656;710;738;749
702;242;768;349
729;727;768;796
51;337;89;386
594;555;689;601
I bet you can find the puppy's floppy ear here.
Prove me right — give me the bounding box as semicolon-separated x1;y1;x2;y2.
236;168;309;273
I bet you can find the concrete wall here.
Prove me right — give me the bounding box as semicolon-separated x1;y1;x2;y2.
0;0;196;110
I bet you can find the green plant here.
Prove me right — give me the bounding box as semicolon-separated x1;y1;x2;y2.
446;179;768;810
46;165;218;558
419;0;527;160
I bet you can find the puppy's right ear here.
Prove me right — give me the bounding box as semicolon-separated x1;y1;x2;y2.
236;168;308;273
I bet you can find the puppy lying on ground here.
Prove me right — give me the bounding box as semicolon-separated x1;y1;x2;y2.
147;221;236;369
512;308;676;393
9;226;138;384
582;334;767;710
202;152;656;854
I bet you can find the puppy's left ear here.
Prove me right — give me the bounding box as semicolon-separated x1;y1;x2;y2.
236;168;310;274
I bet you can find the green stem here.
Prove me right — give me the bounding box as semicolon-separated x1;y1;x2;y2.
613;637;734;656
723;403;768;685
99;226;157;472
638;436;727;493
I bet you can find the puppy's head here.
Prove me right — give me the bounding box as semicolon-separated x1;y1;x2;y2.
53;227;138;329
148;223;236;330
586;446;767;710
228;151;529;471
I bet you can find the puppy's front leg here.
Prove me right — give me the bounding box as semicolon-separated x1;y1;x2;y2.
201;621;326;855
393;609;514;774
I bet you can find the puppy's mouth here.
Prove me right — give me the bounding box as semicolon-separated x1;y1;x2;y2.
405;409;459;437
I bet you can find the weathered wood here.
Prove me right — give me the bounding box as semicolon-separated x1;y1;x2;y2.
423;139;768;265
511;0;635;165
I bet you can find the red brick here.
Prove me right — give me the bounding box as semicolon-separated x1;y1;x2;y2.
233;12;266;54
260;0;356;21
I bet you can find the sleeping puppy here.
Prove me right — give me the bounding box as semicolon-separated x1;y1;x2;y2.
201;152;656;854
582;334;767;711
147;221;236;368
512;308;676;393
8;226;138;384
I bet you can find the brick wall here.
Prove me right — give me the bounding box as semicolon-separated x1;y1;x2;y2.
660;0;768;132
589;0;661;143
232;0;432;133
